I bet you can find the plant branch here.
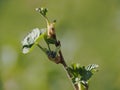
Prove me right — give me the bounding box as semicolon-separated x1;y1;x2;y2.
53;34;82;90
21;7;99;90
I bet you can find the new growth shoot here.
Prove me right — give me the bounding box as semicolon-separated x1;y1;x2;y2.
21;7;99;90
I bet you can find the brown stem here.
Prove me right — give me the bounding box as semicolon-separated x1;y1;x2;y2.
85;85;88;90
54;40;79;90
74;84;81;90
47;23;86;90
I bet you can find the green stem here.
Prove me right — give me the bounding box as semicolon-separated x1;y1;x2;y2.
37;44;44;51
47;43;51;52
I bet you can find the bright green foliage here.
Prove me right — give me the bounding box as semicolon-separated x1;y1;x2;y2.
68;64;99;87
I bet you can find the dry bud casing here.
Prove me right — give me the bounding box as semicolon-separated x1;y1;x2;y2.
47;23;56;39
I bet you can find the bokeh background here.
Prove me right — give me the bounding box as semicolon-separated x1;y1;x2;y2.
0;0;120;90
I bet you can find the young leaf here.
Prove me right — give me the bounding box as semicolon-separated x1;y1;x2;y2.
68;63;99;87
85;64;99;72
44;34;56;44
22;28;46;54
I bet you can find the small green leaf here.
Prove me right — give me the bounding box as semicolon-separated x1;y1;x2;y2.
71;63;79;70
44;34;56;44
68;63;99;87
85;64;99;72
22;28;46;54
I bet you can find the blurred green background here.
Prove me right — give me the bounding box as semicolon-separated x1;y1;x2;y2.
0;0;120;90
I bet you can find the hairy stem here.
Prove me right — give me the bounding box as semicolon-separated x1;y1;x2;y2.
55;40;81;90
